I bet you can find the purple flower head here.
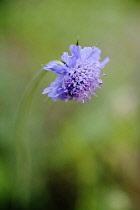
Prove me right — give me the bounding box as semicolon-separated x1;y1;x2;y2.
42;45;110;103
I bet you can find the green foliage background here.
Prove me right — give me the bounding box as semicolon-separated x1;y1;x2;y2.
0;0;140;209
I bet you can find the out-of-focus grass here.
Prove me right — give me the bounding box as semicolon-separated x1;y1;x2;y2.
0;0;140;209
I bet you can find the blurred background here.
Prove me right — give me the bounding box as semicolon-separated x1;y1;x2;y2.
0;0;140;209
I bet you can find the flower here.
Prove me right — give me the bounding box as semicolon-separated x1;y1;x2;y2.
42;45;110;103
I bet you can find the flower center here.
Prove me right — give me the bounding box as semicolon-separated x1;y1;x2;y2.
63;63;101;102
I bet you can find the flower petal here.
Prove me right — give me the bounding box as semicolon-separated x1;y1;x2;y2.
80;47;93;60
100;57;110;67
42;87;52;94
69;45;81;59
61;52;76;67
87;47;101;63
44;62;63;75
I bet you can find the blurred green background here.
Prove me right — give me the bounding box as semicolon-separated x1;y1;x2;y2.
0;0;140;209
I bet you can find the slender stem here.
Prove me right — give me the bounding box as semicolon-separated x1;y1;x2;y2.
14;69;46;206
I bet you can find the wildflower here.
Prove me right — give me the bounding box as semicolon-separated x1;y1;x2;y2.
42;45;110;103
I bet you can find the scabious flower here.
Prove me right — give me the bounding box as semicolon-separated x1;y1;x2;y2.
42;45;110;103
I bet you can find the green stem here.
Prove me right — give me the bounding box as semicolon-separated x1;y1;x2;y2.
14;68;46;206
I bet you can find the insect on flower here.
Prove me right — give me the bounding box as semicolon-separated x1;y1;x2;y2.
42;43;110;103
